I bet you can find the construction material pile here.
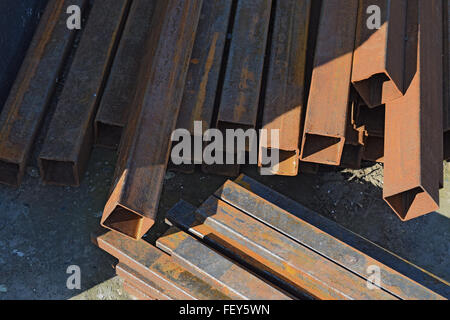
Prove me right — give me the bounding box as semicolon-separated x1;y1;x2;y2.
0;0;448;244
93;175;448;300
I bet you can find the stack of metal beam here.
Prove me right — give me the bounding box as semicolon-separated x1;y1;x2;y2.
0;0;448;242
93;175;448;300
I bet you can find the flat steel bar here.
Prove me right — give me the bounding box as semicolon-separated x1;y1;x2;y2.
215;179;445;300
38;0;130;186
383;0;443;221
363;136;384;163
300;0;359;166
232;174;450;298
443;0;449;133
115;263;173;300
100;0;203;240
157;228;292;300
352;0;407;107
173;196;396;300
93;230;231;300
216;0;272;130
94;0;157;150
0;0;87;187
258;0;311;176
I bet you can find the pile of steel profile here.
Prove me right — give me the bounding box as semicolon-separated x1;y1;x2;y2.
0;0;448;262
93;175;448;300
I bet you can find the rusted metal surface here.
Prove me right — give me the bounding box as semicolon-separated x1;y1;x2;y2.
215;178;445;300
383;0;443;221
352;0;407;108
38;0;130;186
115;263;172;300
216;0;272;130
122;280;153;300
94;230;231;300
233;175;450;298
100;0;202;240
354;104;385;138
170;196;396;300
443;0;449;133
300;0;359;166
363;136;384;163
176;0;233;135
0;0;86;187
94;0;157;150
258;0;311;176
340;95;365;169
157;227;292;300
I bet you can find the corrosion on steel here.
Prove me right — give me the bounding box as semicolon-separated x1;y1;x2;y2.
115;263;173;300
169;197;396;300
94;0;157;149
38;0;130;186
100;0;203;240
383;0;444;221
300;0;359;166
0;0;87;187
157;227;292;300
215;178;445;300
352;0;408;108
94;230;232;300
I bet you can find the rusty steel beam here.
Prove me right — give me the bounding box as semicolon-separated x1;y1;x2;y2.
363;136;384;163
352;0;408;108
300;0;359;166
215;178;445;300
258;0;311;176
115;263;173;300
100;0;202;240
232;174;450;298
383;0;443;221
94;0;157;150
206;0;271;177
94;230;232;300
122;281;153;300
169;197;396;300
0;0;87;187
340;95;365;169
38;0;130;186
157;228;292;300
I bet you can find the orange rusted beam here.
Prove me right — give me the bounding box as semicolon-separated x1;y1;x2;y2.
0;0;87;187
352;0;408;108
101;0;202;239
300;0;359;166
169;197;396;300
384;0;443;221
258;0;311;176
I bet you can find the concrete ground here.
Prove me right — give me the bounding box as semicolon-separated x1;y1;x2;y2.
0;145;448;299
